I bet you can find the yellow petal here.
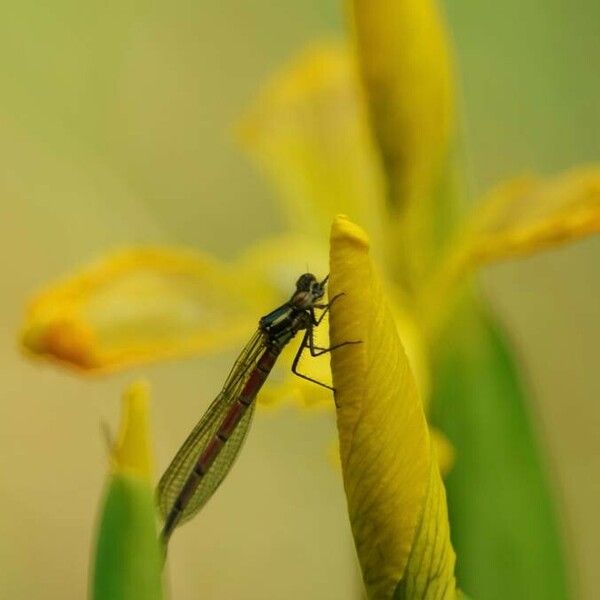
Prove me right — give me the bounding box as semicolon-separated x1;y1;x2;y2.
419;166;600;335
349;0;454;199
328;430;453;479
459;165;600;264
238;42;387;256
112;380;153;480
21;247;270;372
395;456;457;599
329;215;457;599
349;0;455;286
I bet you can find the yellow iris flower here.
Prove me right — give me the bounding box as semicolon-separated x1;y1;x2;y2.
20;0;599;598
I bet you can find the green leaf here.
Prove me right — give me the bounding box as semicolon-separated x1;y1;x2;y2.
429;296;571;599
91;473;163;600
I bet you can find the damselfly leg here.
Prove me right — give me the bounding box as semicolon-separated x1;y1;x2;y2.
291;294;361;391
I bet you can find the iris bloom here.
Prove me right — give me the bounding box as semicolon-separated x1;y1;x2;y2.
21;0;599;598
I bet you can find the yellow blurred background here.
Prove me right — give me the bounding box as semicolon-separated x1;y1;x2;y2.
1;1;598;599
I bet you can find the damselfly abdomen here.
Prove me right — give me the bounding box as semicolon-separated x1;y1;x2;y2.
157;273;355;546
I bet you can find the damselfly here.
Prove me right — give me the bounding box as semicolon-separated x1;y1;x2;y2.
157;273;355;546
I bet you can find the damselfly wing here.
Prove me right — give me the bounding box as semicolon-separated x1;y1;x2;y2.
156;331;263;526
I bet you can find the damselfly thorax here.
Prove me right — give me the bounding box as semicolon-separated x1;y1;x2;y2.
157;273;357;548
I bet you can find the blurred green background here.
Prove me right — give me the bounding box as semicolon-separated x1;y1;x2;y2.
1;1;598;598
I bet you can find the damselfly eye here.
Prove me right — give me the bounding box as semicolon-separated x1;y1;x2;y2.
296;273;316;291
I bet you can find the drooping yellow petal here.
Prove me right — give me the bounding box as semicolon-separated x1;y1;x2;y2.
458;165;600;264
112;380;153;480
20;247;270;372
348;0;456;289
238;42;387;257
418;166;600;336
329;215;457;599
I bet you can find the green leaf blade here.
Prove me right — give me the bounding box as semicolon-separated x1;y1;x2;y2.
91;473;163;600
430;299;571;599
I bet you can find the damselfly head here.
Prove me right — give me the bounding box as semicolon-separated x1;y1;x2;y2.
295;273;316;291
292;273;327;308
